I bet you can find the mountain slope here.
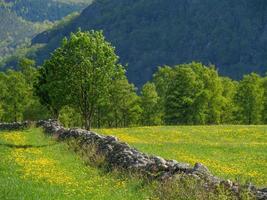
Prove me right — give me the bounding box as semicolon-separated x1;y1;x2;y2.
32;0;267;86
0;7;48;59
0;0;92;63
4;0;92;22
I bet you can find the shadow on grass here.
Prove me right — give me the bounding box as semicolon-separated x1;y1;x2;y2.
0;143;58;149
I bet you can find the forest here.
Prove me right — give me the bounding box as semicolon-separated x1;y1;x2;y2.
1;30;266;129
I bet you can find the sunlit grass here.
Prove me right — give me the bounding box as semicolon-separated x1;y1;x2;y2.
0;128;151;200
97;125;267;186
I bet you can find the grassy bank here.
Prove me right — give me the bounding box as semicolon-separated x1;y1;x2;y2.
98;125;267;186
0;128;151;200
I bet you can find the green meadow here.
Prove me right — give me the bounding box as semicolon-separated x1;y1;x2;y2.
0;128;151;200
0;126;266;200
98;125;267;186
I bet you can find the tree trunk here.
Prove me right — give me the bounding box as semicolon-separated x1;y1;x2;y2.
85;118;91;131
14;104;17;122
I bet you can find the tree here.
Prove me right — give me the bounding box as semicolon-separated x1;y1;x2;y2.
19;58;38;85
107;77;141;127
235;73;264;124
165;66;203;125
140;82;161;125
163;62;225;125
35;58;64;118
1;70;29;122
36;30;124;130
152;66;175;121
262;76;267;123
178;62;226;124
220;77;238;123
18;58;51;121
0;72;7;121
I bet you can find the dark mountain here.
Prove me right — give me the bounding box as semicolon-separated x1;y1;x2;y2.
32;0;267;87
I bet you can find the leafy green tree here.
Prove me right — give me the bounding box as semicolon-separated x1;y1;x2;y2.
35;57;65;118
262;76;267;123
0;72;7;120
19;58;38;85
140;82;161;125
164;62;225;125
18;58;50;121
1;70;29;122
196;65;224;124
235;73;264;124
165;66;203;125
220;77;238;123
153;66;175;100
36;30;124;130
107;77;141;127
152;66;175;121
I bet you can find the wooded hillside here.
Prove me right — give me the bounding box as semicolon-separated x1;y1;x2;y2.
32;0;267;86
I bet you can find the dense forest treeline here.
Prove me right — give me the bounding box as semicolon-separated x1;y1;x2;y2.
31;0;267;87
1;31;266;129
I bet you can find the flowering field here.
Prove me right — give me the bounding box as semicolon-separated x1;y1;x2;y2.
98;125;267;186
0;127;266;199
0;128;151;200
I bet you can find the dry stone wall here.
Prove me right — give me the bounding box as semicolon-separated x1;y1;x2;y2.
37;120;267;200
0;121;30;131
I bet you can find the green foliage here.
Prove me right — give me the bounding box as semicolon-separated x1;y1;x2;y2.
263;76;267;123
0;58;50;122
103;77;142;128
1;70;29;122
164;63;224;125
220;77;238;123
59;106;83;128
235;73;264;124
36;30;126;129
152;62;267;125
140;82;161;125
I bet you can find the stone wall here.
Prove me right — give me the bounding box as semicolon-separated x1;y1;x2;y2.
0;121;30;131
37;120;267;200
